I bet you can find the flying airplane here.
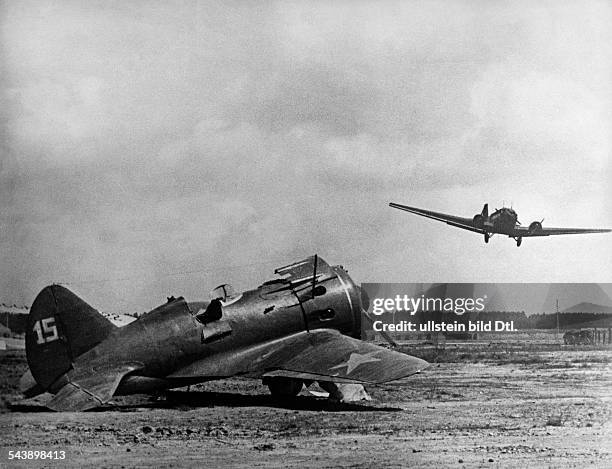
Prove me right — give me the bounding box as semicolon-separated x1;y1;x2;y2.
389;202;611;247
23;255;427;411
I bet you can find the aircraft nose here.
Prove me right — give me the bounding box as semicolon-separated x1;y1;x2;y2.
352;285;368;338
330;264;364;338
359;285;370;313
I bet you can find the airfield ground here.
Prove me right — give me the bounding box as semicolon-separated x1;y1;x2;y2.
0;334;611;468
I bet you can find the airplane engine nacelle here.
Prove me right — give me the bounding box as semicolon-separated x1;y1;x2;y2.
528;221;542;233
472;214;484;229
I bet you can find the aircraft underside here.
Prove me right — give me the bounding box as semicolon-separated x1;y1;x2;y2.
484;232;523;247
389;202;610;247
117;374;365;403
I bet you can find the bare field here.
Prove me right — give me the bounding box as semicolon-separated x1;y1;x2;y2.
1;343;611;468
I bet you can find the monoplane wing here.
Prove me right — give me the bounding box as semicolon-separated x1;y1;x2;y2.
47;362;143;411
169;329;428;384
512;225;611;237
389;202;483;234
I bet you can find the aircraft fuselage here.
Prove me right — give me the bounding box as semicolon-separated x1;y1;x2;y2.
32;260;364;397
485;208;519;235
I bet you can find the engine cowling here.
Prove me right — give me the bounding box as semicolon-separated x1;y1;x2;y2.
473;214;484;229
528;221;542;233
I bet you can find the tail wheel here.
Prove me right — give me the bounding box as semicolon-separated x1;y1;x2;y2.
484;233;490;243
516;237;522;247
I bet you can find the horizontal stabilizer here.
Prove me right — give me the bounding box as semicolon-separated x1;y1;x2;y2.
47;382;103;412
19;370;44;398
46;362;142;412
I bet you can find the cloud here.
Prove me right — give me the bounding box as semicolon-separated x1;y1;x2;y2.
1;1;610;310
469;61;610;169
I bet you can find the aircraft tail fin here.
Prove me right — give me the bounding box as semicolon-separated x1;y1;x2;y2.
481;204;488;218
26;285;117;391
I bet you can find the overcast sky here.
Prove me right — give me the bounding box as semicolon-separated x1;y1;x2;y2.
2;1;611;312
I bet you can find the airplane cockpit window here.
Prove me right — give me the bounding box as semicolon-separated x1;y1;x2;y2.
195;298;223;324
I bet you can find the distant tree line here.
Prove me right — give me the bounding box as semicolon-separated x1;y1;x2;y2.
0;312;28;335
523;312;612;329
468;311;611;329
388;309;612;330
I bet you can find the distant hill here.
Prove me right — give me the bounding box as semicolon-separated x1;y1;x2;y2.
543;284;612;312
422;284;612;314
563;302;612;314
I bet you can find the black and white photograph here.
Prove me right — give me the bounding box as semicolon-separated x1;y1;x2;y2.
1;1;611;467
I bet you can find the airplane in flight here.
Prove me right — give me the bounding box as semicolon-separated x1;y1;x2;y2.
389;202;611;247
23;255;427;411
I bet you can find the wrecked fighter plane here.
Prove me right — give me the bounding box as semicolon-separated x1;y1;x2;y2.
24;256;427;411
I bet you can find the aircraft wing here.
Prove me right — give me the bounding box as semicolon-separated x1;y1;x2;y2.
389;202;484;234
512;226;611;237
169;329;428;385
47;362;143;411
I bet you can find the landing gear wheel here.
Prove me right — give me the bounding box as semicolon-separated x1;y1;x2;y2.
263;377;303;397
516;237;522;247
484;233;490;243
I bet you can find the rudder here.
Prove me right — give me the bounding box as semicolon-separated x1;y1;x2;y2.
26;285;116;391
481;203;488;218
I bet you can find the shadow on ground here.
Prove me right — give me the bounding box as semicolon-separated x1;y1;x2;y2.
156;390;401;412
9;390;401;413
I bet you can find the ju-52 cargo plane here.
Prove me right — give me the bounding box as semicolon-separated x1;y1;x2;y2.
389;202;611;247
24;256;427;411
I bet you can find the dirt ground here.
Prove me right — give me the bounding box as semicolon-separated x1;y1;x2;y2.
1;347;611;468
